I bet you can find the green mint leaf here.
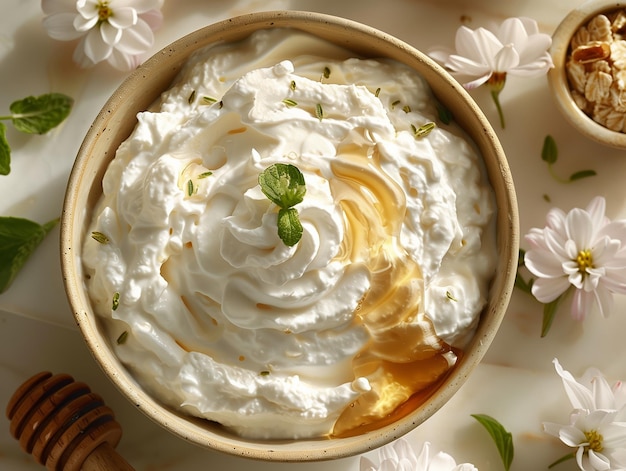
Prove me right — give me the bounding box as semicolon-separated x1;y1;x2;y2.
0;122;10;175
569;169;597;181
0;216;59;293
258;163;306;209
472;414;514;471
277;207;303;247
541;135;558;164
8;93;73;135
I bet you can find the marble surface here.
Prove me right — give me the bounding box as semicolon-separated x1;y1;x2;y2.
2;0;626;469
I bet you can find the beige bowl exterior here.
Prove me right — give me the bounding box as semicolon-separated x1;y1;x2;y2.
61;11;519;462
548;0;626;149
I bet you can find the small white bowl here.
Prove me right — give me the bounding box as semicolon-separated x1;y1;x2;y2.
549;0;626;149
60;10;519;462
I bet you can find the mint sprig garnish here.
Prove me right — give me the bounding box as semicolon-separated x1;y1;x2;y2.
0;216;59;293
0;93;74;175
258;163;306;247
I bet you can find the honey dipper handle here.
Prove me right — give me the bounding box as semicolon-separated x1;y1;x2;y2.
83;442;135;471
6;371;136;471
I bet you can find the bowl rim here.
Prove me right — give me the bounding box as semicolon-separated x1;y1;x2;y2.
548;0;626;149
60;9;519;462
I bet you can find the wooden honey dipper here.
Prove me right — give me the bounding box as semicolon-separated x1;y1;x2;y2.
6;371;135;471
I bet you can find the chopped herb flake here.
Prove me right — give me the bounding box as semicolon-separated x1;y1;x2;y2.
282;98;298;108
315;103;324;121
112;292;120;310
116;330;128;345
91;231;110;244
413;122;436;138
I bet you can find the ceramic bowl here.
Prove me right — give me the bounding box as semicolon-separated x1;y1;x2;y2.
549;0;626;149
60;10;519;462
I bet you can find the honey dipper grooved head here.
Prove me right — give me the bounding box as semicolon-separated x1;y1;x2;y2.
6;371;123;471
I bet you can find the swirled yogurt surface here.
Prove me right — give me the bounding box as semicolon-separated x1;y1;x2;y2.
83;29;497;439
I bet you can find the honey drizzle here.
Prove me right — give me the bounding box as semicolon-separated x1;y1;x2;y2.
328;147;455;436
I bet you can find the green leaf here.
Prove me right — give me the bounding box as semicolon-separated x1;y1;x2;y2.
569;169;597;181
436;103;453;124
258;163;306;210
541;135;558;164
0;122;10;175
277;207;303;247
8;93;73;134
0;216;59;293
541;296;562;337
472;414;514;471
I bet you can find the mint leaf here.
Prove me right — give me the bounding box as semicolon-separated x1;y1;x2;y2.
0;123;10;175
8;93;73;135
542;134;558;164
259;163;306;246
472;414;514;471
259;163;306;209
0;216;59;293
569;169;597;181
277;207;303;247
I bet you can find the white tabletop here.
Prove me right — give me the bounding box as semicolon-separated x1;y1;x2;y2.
2;0;625;469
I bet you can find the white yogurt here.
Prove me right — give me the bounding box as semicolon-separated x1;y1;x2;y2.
83;29;497;439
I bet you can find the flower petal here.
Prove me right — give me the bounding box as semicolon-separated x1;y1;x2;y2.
83;27;113;63
107;48;141;70
73;13;98;32
566;208;594;250
530;276;570;303
553;359;597;410
72;36;96;68
139;9;163;30
455;26;502;67
571;289;593;320
593;284;614;318
100;22;122;46
108;7;138;29
524;247;566;278
42;13;85;40
497;18;530;49
494;44;520;71
114;20;154;54
359;457;376;471
587;449;611;471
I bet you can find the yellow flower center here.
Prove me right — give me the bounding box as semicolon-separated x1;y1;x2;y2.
577;249;594;273
585;429;604;453
97;1;113;22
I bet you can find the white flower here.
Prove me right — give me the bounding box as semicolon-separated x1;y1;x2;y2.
360;438;477;471
524;196;626;322
543;359;626;471
429;17;553;128
41;0;164;71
